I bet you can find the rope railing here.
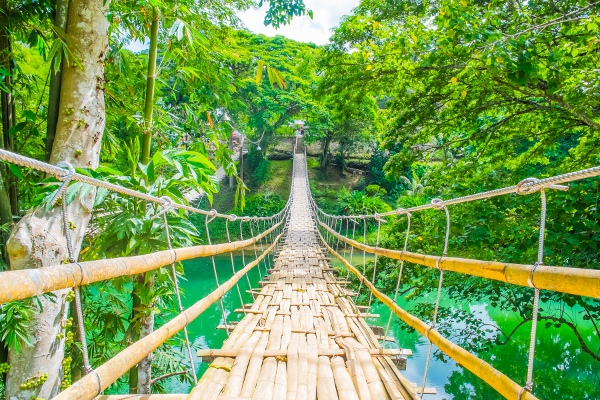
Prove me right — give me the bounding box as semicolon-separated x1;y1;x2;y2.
306;148;600;400
0;147;280;220
53;234;283;400
313;164;600;219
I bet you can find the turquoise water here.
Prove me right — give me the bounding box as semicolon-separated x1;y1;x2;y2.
164;252;600;399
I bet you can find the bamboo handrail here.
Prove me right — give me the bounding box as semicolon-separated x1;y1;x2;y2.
0;220;283;305
319;231;539;400
51;233;283;400
320;221;600;299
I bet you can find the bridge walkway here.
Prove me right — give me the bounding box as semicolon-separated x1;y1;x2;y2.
187;154;419;400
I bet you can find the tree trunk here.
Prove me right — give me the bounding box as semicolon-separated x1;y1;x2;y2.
45;0;70;162
5;0;110;398
68;301;83;383
319;131;333;171
0;0;17;219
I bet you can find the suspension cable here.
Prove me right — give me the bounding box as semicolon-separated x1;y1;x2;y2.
344;219;358;289
383;212;412;346
421;199;451;398
239;219;255;301
368;215;383;309
56;161;92;376
354;217;367;302
162;210;197;384
205;211;230;337
518;178;550;399
226;216;245;315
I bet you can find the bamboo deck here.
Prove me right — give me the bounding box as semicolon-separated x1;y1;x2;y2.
187;154;421;400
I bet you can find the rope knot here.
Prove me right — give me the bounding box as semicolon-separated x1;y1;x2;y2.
516;177;541;195
431;198;445;210
50;161;75;207
228;214;238;221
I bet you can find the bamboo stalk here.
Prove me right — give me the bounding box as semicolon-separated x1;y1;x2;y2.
320;232;539;400
0;221;283;305
274;359;288;400
307;334;318;400
331;356;360;400
317;356;339;400
321;221;600;299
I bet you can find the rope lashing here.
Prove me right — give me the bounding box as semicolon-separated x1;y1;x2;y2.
55;161;93;375
162;211;197;384
354;216;367;303
516;177;559;399
368;213;384;309
383;211;411;346
226;216;245;315
205;211;230;337
421;199;451;399
239;219;254;301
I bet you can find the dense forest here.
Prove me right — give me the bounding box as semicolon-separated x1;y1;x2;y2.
0;0;599;399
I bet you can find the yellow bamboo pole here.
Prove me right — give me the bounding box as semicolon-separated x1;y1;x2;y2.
0;220;283;305
53;233;283;400
320;221;600;299
197;348;408;358
319;231;539;400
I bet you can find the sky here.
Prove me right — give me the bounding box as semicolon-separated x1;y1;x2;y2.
238;0;360;45
126;0;358;52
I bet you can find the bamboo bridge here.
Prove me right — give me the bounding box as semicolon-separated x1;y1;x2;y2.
0;144;599;400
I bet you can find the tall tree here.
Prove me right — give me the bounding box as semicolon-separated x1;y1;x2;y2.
0;0;18;217
5;0;111;398
45;0;70;162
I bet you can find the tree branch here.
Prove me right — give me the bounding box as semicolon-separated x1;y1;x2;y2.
150;370;190;385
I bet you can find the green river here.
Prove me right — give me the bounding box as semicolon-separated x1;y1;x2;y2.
162;252;599;399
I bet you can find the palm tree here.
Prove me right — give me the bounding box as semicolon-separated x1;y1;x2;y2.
399;170;428;196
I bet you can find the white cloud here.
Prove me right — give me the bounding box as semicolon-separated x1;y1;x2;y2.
238;0;359;45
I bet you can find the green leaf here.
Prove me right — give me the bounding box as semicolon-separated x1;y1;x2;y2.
8;164;22;178
256;60;265;84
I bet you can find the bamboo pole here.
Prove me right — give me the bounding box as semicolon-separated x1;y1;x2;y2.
320;221;600;299
197;349;409;358
54;234;283;400
140;7;160;165
320;231;539;400
0;220;282;305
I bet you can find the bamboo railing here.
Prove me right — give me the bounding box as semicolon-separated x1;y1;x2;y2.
319;221;600;299
0;220;283;305
54;235;283;400
319;231;538;400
